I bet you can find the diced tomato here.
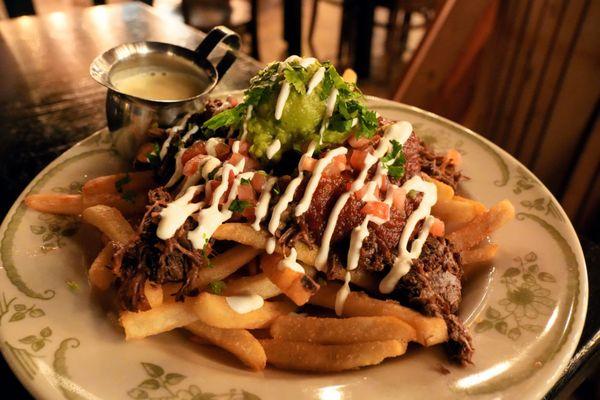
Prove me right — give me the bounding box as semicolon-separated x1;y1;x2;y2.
205;180;220;204
228;139;251;155
228;152;244;166
445;149;462;168
333;154;347;171
361;201;390;220
300;156;317;172
323;162;342;178
242;203;256;219
349;149;369;170
348;134;371;149
379;175;388;192
227;95;238;107
354;183;379;201
214;142;231;160
243;156;260;172
430;217;445;237
181;142;206;165
237;183;256;202
136;142;156;163
182;154;205;176
251;173;267;192
390;186;406;210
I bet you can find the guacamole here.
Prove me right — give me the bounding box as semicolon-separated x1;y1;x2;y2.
202;58;378;161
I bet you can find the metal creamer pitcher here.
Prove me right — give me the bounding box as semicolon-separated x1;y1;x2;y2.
89;26;240;158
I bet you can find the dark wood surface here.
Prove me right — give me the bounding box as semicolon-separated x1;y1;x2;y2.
0;4;260;397
0;2;596;399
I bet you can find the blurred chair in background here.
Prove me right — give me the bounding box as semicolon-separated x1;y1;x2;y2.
181;0;259;59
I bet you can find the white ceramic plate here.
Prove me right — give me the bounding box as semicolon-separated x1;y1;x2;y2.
0;97;588;400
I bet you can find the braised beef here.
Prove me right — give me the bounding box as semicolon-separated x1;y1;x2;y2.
420;145;462;190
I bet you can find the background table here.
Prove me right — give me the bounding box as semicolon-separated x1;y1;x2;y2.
0;3;260;398
0;2;597;399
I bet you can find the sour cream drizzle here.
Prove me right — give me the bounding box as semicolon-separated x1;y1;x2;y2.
226;294;264;314
204;137;223;157
379;176;437;293
156;185;204;240
187;158;245;249
252;177;277;231
334;272;351;316
278;248;305;273
266;139;281;159
306;66;325;95
295;146;348;216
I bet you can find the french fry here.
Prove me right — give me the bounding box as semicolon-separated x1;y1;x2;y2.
270;315;416;344
432;197;486;233
214;223;317;264
82;171;155;215
192;292;295;329
260;253;319;306
88;242;115;290
224;273;282;299
120;300;197;340
461;244;499;277
260;339;407;372
342;68;358;84
426;177;454;203
194;246;260;288
309;284;447;346
215;224;374;290
144;282;164;308
186;321;266;370
447;199;515;251
24;194;84;215
82;205;135;244
83;171;154;195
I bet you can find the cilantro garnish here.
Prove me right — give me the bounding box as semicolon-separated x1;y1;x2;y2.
115;173;131;192
284;64;308;94
207;167;219;181
272;183;281;195
240;177;252;185
208;280;226;295
228;199;250;213
381;139;406;179
115;174;136;203
146;143;161;166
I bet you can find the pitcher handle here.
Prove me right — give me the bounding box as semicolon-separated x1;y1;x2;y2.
194;26;241;83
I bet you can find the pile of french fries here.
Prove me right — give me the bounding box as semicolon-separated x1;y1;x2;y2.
24;165;514;372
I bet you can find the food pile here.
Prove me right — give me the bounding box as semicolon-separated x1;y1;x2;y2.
25;57;514;371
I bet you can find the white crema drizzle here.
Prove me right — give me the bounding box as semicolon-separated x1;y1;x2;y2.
226;294;264;314
266;139;281;159
278;248;305;273
252;177;277;231
156;185;204;240
334;272;352;316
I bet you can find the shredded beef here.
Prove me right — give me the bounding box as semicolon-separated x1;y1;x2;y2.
395;236;473;364
420;145;462;190
113;187;208;312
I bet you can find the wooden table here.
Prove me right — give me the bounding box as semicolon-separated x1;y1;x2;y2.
0;3;261;397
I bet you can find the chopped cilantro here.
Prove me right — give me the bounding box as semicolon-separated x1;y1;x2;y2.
207;167;219;181
228;199;250;213
146;143;161;166
407;190;418;199
66;280;79;292
208;280;226;295
284;64;307;94
381;140;406;179
115;173;131;193
202;105;245;131
240;177;252;185
272;183;281;195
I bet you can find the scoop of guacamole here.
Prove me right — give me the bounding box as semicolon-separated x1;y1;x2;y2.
202;58;377;162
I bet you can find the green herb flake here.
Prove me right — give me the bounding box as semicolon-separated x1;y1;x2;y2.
272;183;281;196
202;104;245;131
115;173;131;193
66;280;79;292
283;64;307;94
380;140;406;179
146;143;161;166
240;177;252;185
208;281;226;295
228;199;250;213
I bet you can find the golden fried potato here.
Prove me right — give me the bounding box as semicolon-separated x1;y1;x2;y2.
25;194;84;215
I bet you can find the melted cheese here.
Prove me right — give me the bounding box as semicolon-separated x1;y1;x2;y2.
226;294;264;314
